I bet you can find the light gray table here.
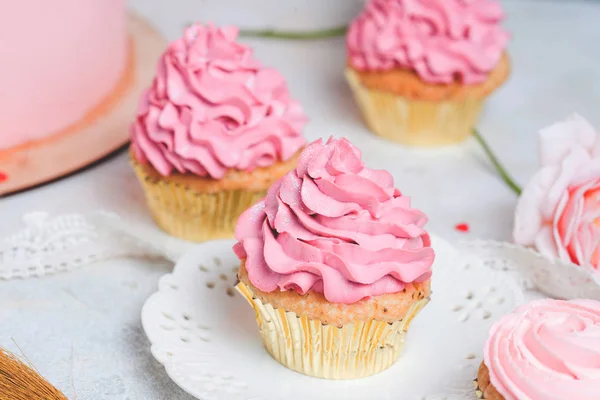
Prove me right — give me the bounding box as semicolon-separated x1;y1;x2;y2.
1;1;599;398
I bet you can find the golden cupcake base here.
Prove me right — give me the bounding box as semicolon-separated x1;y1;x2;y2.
131;157;266;242
236;281;429;380
346;69;484;146
130;147;300;242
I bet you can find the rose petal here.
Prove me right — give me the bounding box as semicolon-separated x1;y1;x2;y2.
514;167;558;245
539;113;597;167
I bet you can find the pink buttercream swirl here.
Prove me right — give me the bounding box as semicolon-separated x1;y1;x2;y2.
484;299;600;400
234;137;434;304
131;23;307;179
347;0;510;84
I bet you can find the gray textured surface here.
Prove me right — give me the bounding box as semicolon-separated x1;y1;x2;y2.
0;258;193;399
1;1;599;398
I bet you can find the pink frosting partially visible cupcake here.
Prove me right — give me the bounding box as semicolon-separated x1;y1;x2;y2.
344;0;511;146
347;0;509;85
130;23;307;242
477;299;600;400
234;137;435;379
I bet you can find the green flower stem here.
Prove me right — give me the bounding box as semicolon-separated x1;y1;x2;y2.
239;25;348;40
473;129;522;196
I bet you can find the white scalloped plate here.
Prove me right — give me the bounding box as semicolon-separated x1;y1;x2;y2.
141;236;524;400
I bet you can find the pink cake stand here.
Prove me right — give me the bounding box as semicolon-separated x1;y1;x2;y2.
0;12;166;196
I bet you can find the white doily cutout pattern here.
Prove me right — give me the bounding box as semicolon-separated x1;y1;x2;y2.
142;236;524;400
0;212;193;280
459;239;600;301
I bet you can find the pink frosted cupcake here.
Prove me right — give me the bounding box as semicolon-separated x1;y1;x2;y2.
234;137;435;379
345;0;510;146
476;299;600;399
130;23;307;242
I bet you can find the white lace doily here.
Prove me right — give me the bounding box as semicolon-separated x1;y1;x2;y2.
141;236;524;400
459;240;600;300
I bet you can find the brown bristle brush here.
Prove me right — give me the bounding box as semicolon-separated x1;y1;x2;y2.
0;348;68;400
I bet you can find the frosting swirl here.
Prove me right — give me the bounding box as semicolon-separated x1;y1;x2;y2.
347;0;510;84
484;299;600;400
131;23;307;179
233;137;434;304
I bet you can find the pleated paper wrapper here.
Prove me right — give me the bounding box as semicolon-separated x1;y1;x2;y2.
236;281;430;380
131;159;266;242
345;68;484;147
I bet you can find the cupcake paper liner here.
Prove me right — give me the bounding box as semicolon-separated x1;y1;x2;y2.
345;69;485;146
131;160;266;242
236;281;430;380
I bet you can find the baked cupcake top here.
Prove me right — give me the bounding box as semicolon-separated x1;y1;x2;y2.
484;299;600;400
131;23;307;179
234;137;434;304
346;0;509;84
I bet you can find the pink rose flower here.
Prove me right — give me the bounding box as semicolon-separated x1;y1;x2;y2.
514;114;600;275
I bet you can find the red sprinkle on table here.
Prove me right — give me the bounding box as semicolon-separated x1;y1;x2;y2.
0;171;7;183
455;223;470;233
